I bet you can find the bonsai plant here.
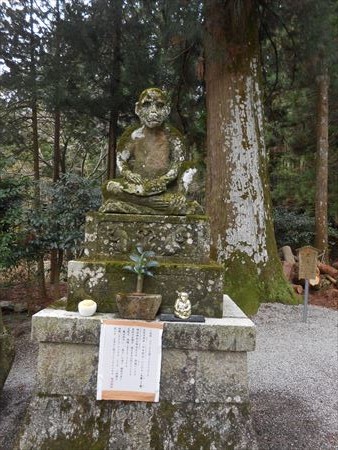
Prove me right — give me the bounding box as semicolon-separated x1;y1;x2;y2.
116;245;162;320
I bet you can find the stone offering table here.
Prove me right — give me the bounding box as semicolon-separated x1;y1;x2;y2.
16;296;257;449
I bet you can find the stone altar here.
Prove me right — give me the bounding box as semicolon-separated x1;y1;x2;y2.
16;296;257;449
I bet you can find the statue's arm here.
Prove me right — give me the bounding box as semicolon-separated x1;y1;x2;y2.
158;134;185;185
116;142;142;184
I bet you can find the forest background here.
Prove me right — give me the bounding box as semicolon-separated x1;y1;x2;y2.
0;0;337;303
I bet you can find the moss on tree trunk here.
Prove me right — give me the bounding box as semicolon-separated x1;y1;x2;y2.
204;0;297;314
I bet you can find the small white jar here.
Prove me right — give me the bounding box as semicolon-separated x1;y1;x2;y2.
78;299;97;317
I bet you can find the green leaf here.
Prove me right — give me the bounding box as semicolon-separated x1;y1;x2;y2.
129;253;141;263
145;260;159;268
144;270;154;277
136;244;144;254
143;250;156;258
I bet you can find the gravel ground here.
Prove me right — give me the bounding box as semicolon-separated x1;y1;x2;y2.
0;316;37;450
0;304;337;450
248;303;338;450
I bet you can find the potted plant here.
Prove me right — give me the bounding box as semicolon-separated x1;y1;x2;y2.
116;245;162;320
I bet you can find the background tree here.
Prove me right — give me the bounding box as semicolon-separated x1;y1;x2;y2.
1;0;47;295
261;0;338;257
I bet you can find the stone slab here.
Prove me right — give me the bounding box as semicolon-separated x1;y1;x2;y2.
36;343;249;402
223;294;247;318
161;350;248;403
84;212;211;262
16;396;113;450
32;308;256;352
159;313;205;322
0;328;15;394
108;401;257;450
37;342;98;396
16;396;258;450
66;259;224;317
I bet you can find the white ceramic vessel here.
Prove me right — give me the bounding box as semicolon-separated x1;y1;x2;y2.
78;299;97;317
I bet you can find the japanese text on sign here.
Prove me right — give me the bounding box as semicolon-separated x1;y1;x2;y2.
298;246;318;280
96;320;163;402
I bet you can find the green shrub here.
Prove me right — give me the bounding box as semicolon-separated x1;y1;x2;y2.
0;174;30;268
273;207;338;253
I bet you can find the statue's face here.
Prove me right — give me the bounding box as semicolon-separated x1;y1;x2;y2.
135;89;170;128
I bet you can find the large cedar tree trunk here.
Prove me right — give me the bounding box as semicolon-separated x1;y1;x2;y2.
204;0;295;314
314;73;329;259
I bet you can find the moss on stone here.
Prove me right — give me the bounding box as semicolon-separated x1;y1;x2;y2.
0;327;15;394
116;124;139;153
87;211;208;224
66;258;223;316
16;396;112;450
139;87;168;103
49;298;67;310
149;401;254;449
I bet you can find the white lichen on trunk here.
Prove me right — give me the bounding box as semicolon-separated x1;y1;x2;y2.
216;58;268;268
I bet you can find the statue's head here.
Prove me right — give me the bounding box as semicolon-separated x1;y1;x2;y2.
135;88;170;128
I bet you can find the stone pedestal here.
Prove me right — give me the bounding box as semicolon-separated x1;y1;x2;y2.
67;213;224;317
16;296;257;449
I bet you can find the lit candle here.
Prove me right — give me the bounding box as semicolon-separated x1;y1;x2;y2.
78;299;97;317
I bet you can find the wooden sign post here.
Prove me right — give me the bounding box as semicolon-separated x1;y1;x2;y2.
298;246;319;322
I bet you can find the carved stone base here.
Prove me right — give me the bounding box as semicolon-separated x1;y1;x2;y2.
67;259;224;317
84;212;211;262
66;212;224;317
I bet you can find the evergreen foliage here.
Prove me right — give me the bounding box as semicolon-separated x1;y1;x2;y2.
26;174;101;259
0;162;30;268
260;0;338;221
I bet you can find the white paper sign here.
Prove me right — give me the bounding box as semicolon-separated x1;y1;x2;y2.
96;319;163;402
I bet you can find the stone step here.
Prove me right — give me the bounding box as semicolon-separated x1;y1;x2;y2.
67;259;224;317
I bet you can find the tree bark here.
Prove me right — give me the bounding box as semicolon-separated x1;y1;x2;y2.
106;0;122;180
314;72;329;259
51;0;62;291
53;0;62;183
204;0;295;314
107;108;118;179
30;0;46;298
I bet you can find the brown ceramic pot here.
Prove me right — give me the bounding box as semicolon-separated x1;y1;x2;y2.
115;293;162;320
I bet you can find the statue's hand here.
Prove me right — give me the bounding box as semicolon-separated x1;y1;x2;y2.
106;180;119;192
124;170;142;184
171;195;186;210
143;178;167;194
160;168;177;184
